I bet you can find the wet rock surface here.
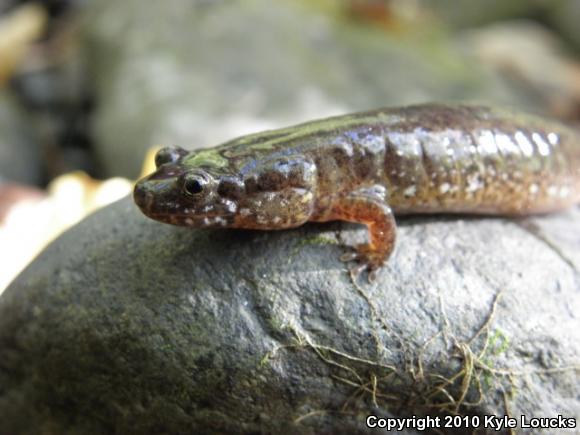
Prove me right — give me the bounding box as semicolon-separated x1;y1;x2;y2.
0;197;578;434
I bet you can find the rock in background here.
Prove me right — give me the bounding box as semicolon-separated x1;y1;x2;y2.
0;90;41;185
550;0;580;54
82;0;542;178
419;0;580;54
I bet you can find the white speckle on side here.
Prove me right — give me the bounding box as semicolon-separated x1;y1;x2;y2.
214;217;227;226
514;131;534;157
360;134;385;153
469;145;477;154
364;185;387;199
225;201;237;213
477;130;498;155
185;218;194;225
414;130;447;156
256;215;267;224
202;205;214;213
403;186;417;197
547;132;559;145
301;192;314;203
202;217;210;225
344;142;354;156
240;208;251;216
388;132;421;156
466;175;484;192
331;137;354;157
501;173;509;180
272;216;282;224
548;185;558;196
439;183;450;194
529;184;539;194
496;133;520;155
532;132;551;156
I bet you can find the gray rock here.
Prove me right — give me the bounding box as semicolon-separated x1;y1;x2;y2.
0;196;578;434
456;20;580;122
550;0;580;52
421;0;580;54
419;0;536;28
82;0;539;178
0;90;41;185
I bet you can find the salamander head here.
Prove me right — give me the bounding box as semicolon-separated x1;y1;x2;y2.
134;146;317;229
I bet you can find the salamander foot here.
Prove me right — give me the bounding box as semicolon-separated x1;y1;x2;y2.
340;243;384;283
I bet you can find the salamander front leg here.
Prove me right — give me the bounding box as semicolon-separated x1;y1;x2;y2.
331;190;397;282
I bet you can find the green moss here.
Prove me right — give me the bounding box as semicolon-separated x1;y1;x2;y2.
480;328;510;390
296;235;339;248
488;328;510;356
287;234;340;262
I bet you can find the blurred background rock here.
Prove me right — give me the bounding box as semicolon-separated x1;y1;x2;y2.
0;0;579;290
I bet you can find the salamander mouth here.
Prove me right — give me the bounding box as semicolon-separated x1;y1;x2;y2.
147;212;235;227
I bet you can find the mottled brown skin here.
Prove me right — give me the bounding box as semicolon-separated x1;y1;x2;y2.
134;104;580;281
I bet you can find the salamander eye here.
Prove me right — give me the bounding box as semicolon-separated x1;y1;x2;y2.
155;146;184;167
182;173;208;197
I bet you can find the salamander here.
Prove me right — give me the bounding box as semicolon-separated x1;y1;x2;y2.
133;103;580;281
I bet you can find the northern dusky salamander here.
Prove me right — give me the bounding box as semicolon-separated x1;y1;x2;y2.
134;103;580;281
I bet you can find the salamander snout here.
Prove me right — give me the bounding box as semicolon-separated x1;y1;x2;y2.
133;181;152;212
133;183;149;209
133;166;243;227
133;168;183;219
